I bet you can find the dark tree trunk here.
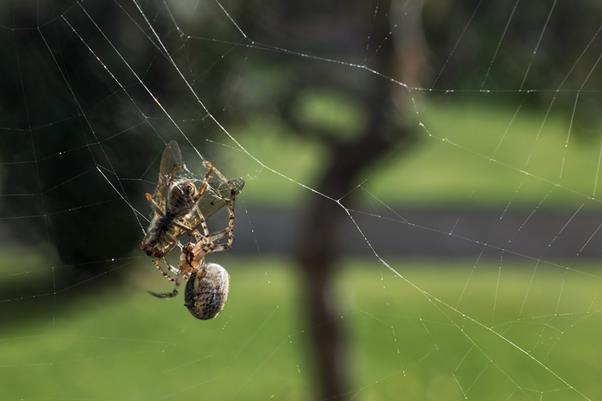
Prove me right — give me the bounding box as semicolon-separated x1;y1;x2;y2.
293;1;425;400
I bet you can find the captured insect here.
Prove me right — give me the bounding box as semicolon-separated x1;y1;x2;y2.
140;141;209;260
140;141;243;260
140;141;243;318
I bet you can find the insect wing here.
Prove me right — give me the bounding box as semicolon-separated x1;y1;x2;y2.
159;141;183;178
151;141;185;209
199;177;245;219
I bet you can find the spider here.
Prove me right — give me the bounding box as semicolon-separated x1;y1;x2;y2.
176;192;236;319
148;185;238;299
140;141;243;299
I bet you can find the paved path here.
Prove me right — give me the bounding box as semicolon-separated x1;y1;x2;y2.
1;205;601;260
232;206;602;260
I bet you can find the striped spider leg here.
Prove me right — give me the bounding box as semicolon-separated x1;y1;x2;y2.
144;163;215;296
140;141;201;261
149;186;237;299
155;192;236;299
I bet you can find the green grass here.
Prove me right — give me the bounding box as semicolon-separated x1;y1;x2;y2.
215;100;602;207
2;257;602;401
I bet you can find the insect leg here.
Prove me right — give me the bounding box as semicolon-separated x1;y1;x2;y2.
145;193;166;215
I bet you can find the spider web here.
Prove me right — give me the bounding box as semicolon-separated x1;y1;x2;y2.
1;1;602;400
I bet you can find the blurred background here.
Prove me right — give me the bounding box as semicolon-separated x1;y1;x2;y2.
2;0;602;400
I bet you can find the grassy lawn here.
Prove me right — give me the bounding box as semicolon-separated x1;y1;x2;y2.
2;256;602;401
214;99;602;207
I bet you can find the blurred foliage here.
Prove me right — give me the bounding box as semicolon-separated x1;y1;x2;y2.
229;99;602;206
2;4;600;399
422;0;602;137
1;0;602;269
423;0;602;88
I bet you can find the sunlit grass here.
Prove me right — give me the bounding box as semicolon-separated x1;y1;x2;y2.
219;100;602;207
2;257;602;401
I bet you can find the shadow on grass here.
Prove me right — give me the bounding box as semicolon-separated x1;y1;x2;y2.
0;248;131;326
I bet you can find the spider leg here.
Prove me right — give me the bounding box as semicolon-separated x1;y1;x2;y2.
203;202;234;242
193;184;234;238
203;161;229;184
173;220;196;233
202;242;229;254
198;162;214;197
151;257;178;281
219;197;236;248
199;160;237;202
171;218;204;243
147;271;183;299
162;232;180;255
175;203;210;241
148;245;182;298
193;205;211;237
201;196;236;255
189;228;204;242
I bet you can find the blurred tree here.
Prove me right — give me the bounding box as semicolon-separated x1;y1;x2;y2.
422;0;602;138
2;0;602;397
269;1;425;399
0;1;175;292
3;0;601;289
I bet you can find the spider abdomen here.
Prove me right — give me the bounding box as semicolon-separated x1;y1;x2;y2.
184;263;230;320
